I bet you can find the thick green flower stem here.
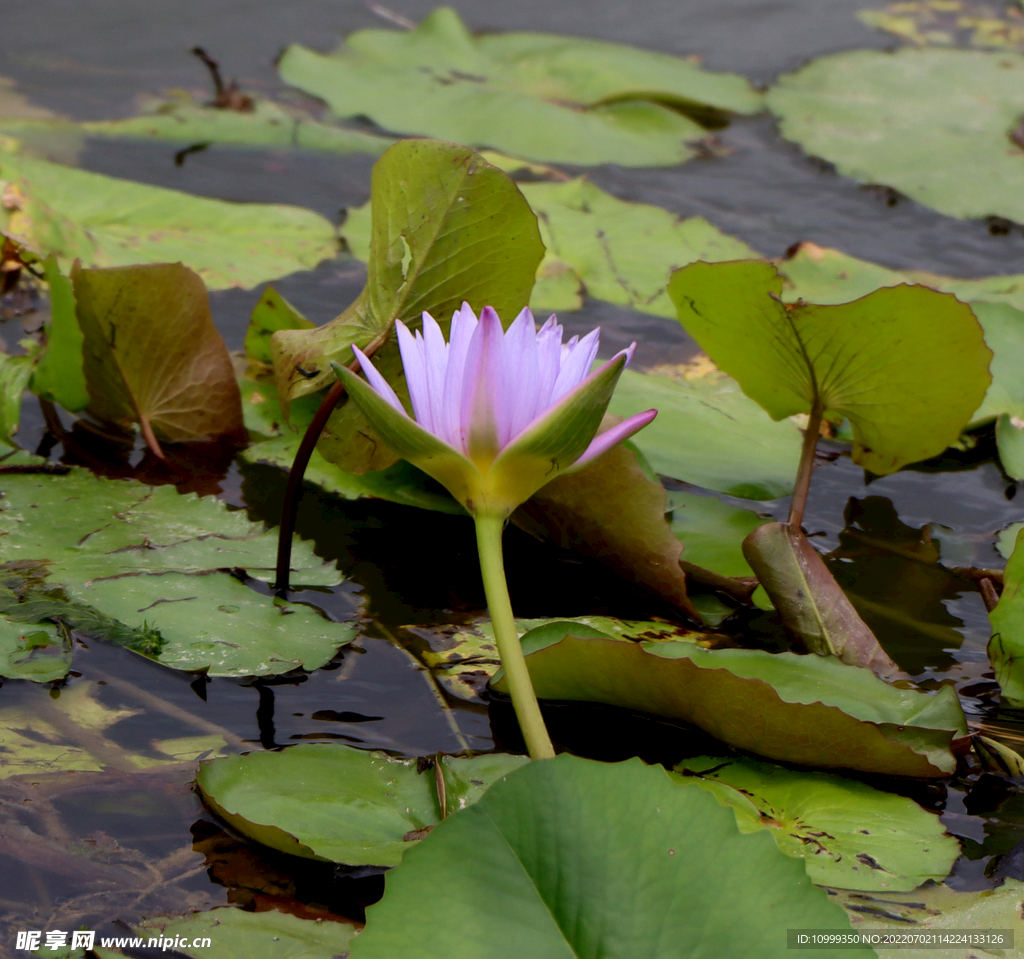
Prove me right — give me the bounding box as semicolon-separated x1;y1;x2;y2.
474;512;556;760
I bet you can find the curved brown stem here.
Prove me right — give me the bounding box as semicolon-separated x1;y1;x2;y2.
787;402;823;531
274;332;389;592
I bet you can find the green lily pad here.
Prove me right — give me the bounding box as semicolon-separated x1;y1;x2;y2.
780;243;1024;478
31;256;88;413
197;743;530;866
80;93;393;157
492;623;967;776
270;139;544;475
341;176;760;318
830;880;1024;959
606;367;803;499
670;260;992;475
998;523;1024;560
122;906;355;959
0;618;70;683
279;7;761;168
244;286;315;367
348;754;867;959
0;350;34;447
0;468;355;676
0;152;338;290
667;490;769;578
767;46;1024;224
239;376;463;515
990;526;1024;704
674;755;959;890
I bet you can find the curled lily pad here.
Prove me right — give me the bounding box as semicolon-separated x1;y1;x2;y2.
767;47;1024;224
492;623;967;776
674;755;960;890
196;743;530;866
279;7;762;168
0;152;338;290
0;468;355;677
348;755;866;959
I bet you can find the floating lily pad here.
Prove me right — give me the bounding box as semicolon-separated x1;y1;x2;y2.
349;754;866;959
667;489;769;578
279;7;761;168
780;243;1024;478
341;177;760;318
0;152;338;290
0;469;355;676
830;879;1024;959
0;350;34;447
670;260;992;476
675;755;959;890
124;906;356;959
767;46;1024;224
31;256;88;413
493;624;966;776
0;618;69;683
999;523;1024;560
197;743;530;866
606;367;803;499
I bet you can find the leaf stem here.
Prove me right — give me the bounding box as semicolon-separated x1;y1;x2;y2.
788;402;823;531
274;330;389;592
474;512;555;760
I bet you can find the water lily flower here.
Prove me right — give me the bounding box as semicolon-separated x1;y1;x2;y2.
333;303;656;518
333;303;656;762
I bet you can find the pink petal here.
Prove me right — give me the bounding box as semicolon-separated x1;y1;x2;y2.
396;321;433;431
352;345;407;415
572;409;658;469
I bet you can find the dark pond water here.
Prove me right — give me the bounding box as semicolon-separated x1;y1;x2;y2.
2;0;1024;943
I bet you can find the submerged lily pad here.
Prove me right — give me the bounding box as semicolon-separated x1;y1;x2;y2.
349;754;866;959
667;490;769;578
990;526;1024;705
0;469;355;676
767;46;1024;224
0;152;338;290
123;906;356;959
675;755;959;890
0;618;69;683
279;7;761;168
197;743;530;866
607;367;803;499
492;623;966;776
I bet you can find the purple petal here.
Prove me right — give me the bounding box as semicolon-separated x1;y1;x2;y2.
396;321;433;431
352;345;406;415
571;409;658;469
420;311;449;437
552;327;600;400
535;315;564;411
502;308;540;443
460;306;503;458
442;303;478;449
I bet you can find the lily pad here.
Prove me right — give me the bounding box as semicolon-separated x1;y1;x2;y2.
674;755;959;890
197;743;530;866
0;152;338;290
348;754;867;959
767;46;1024;224
492;623;967;776
831;880;1024;959
667;489;769;578
606;366;803;499
279;7;761;168
670;260;992;475
341;177;760;318
990;526;1024;704
270;139;544;475
244;286;315;367
0;468;356;676
780;243;1024;479
124;906;356;959
31;256;88;413
0;618;70;683
80;93;394;157
0;350;34;447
